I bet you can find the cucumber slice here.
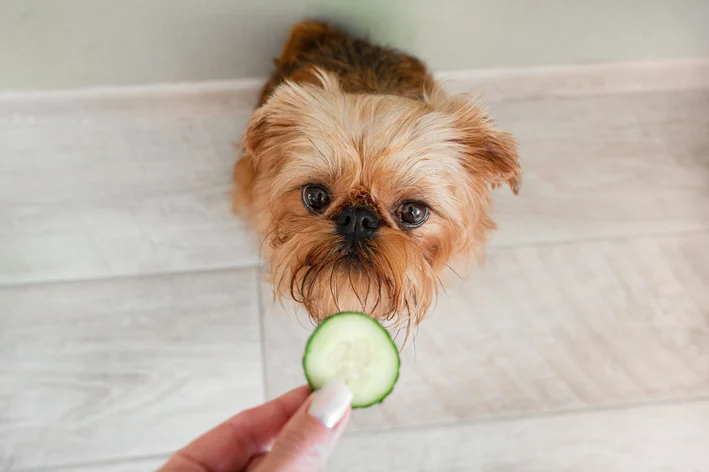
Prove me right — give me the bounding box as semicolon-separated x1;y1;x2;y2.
303;311;400;408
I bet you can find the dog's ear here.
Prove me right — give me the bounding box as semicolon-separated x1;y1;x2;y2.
456;115;521;195
429;91;521;194
241;106;270;158
241;97;293;175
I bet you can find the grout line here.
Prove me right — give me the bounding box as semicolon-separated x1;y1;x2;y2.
11;394;709;471
0;262;263;291
433;57;709;81
254;266;270;403
488;227;709;252
481;83;709;105
0;76;265;101
6;453;170;472
1;227;707;292
342;392;709;440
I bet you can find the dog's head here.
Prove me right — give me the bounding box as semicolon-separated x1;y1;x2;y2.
239;70;519;330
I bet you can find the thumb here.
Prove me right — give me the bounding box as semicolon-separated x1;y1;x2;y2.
251;380;353;472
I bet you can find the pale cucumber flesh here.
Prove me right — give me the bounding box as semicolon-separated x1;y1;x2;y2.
303;312;400;408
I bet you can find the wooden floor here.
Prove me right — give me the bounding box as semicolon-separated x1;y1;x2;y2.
1;60;709;471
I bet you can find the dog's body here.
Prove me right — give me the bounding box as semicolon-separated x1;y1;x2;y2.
235;21;520;331
258;21;434;106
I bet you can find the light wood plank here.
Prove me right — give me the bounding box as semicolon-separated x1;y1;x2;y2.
489;88;709;247
0;93;259;285
27;400;709;471
329;399;709;471
46;457;166;472
261;232;709;431
441;58;709;101
0;268;264;470
42;400;709;472
2;84;708;285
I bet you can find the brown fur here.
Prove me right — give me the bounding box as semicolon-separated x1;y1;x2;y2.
258;21;435;105
234;21;520;333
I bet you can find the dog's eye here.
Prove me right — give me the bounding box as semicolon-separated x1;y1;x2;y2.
302;184;331;213
397;201;430;228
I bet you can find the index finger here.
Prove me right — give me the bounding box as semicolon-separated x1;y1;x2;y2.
160;385;311;472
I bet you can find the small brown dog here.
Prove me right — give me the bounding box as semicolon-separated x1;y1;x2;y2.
234;21;520;332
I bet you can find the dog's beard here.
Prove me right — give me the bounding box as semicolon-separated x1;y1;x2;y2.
269;219;437;334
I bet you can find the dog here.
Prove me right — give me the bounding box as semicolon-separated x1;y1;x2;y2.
234;21;520;334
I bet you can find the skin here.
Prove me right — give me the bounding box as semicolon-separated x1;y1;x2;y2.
159;385;351;472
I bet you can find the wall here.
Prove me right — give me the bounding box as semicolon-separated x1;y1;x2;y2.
1;0;708;90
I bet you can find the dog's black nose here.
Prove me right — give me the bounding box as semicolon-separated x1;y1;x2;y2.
336;206;380;240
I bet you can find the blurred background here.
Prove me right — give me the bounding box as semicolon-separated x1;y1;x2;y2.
2;0;709;89
1;1;708;471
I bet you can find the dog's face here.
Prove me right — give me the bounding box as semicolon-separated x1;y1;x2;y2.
239;72;519;330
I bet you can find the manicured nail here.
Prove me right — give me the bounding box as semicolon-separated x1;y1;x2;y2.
307;380;353;429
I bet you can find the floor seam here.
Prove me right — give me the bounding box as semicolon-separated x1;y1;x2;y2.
11;394;709;471
6;453;170;472
0;262;263;291
2;227;707;291
488;227;709;252
343;393;709;439
254;266;270;403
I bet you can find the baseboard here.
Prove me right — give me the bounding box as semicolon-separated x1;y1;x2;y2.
1;58;707;105
437;58;709;101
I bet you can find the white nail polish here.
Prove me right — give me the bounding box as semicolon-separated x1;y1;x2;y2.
307;380;353;429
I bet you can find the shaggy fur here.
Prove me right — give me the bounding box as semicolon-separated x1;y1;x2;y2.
234;21;520;332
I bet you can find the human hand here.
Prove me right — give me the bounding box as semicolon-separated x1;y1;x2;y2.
159;381;352;472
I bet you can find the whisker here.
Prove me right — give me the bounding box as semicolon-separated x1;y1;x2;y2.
273;263;291;299
377;252;403;324
298;265;316;302
258;227;279;260
362;267;373;313
435;274;449;299
445;263;463;280
305;265;321;302
290;263;311;303
347;262;366;310
371;277;383;315
328;264;341;313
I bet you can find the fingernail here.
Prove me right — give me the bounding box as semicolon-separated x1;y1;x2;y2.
307;380;353;429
